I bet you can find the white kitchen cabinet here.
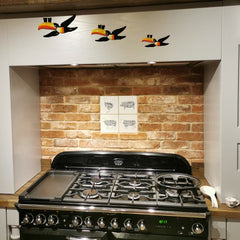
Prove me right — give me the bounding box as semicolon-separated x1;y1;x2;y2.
0;208;7;240
227;219;240;240
7;209;20;240
211;217;227;240
204;5;240;203
210;218;240;240
0;209;20;240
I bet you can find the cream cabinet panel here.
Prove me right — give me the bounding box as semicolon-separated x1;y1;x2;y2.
10;67;41;192
0;21;15;194
0;209;7;240
204;5;240;203
6;7;221;66
0;65;41;194
211;217;227;240
7;209;19;226
227;219;240;240
7;209;20;240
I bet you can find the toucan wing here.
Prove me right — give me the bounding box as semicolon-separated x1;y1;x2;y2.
95;37;109;42
158;35;170;43
112;26;126;36
61;14;76;27
145;43;156;47
43;30;60;38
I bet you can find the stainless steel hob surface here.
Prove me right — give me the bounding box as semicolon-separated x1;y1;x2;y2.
19;169;206;209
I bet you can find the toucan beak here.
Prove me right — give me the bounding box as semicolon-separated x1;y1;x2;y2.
91;28;107;36
142;37;154;43
38;22;56;30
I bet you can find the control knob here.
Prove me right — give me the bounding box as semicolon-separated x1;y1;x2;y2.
137;220;146;231
97;217;106;228
35;214;46;225
72;216;82;227
192;223;204;234
47;215;59;226
124;219;133;231
22;213;33;225
111;218;119;229
85;217;93;228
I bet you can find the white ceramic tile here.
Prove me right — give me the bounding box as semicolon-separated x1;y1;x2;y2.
101;114;118;133
119;115;138;133
100;96;118;114
119;96;137;114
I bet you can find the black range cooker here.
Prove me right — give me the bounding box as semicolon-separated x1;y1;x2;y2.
16;151;210;240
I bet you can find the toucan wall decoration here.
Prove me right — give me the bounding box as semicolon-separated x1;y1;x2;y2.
91;25;126;41
142;34;170;47
38;15;78;37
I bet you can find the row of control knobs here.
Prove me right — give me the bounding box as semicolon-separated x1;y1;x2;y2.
22;213;146;231
22;213;59;226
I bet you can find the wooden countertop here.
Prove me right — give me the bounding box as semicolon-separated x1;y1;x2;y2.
1;168;240;219
0;171;46;209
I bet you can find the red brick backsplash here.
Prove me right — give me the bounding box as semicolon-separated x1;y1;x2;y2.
39;65;204;169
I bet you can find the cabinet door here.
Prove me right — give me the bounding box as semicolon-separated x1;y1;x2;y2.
0;208;7;240
227;219;240;240
7;209;19;226
211;217;227;239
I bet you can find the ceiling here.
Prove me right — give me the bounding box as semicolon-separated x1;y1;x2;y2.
0;0;226;18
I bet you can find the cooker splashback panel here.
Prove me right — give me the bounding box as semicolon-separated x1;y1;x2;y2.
51;151;192;174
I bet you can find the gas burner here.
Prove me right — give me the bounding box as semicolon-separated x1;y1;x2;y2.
165;188;179;198
128;191;140;200
117;178;154;190
181;190;193;198
155;173;201;190
129;178;141;187
81;189;99;199
91;177;102;185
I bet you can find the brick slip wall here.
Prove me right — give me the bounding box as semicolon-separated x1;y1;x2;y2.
39;65;204;170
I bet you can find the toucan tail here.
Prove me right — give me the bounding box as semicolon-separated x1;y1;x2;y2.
66;27;78;33
115;36;126;40
160;42;169;46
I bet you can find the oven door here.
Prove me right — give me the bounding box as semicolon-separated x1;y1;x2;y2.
20;228;108;240
111;232;208;240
